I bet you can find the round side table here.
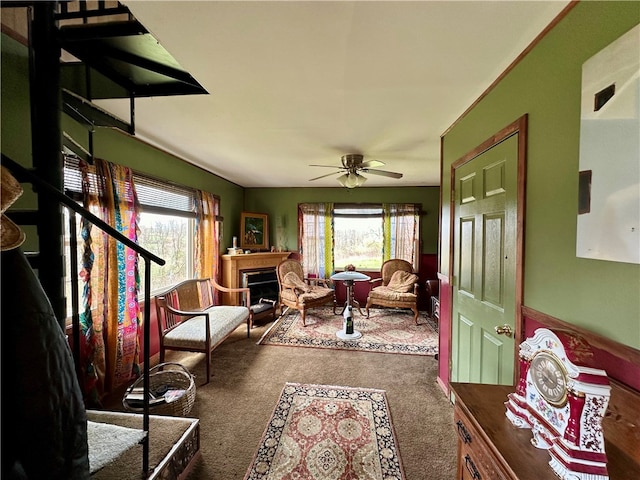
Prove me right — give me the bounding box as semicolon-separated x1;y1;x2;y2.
330;271;371;340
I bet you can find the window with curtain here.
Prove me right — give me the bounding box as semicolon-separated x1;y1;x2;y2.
63;155;221;402
299;203;420;275
64;155;221;306
299;203;334;278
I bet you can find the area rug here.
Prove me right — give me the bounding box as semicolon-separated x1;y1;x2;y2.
244;383;405;480
258;307;438;356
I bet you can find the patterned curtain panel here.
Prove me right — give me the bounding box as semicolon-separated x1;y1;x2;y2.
79;158;141;405
383;204;420;270
298;203;334;279
194;190;220;300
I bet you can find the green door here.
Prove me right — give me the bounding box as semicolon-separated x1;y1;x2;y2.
451;134;519;385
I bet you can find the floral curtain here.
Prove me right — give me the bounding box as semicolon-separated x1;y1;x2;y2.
298;203;334;278
383;203;420;269
78;158;141;405
194;190;220;300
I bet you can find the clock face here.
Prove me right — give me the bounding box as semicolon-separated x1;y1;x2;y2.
530;351;568;407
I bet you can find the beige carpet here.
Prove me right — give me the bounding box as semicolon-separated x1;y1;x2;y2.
259;307;438;356
162;318;457;480
244;383;406;479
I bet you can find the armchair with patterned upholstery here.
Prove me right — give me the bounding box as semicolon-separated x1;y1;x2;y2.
365;259;420;324
276;259;337;326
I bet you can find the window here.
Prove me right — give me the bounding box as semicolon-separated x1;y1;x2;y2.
131;174;198;295
63;156;199;318
137;212;193;295
299;203;420;275
333;206;384;270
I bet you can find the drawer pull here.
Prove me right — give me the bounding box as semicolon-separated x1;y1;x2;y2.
464;454;481;480
456;420;472;444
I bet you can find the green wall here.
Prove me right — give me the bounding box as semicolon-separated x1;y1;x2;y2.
1;33;31;165
243;187;440;255
2;33;38;250
441;2;640;348
88;127;245;250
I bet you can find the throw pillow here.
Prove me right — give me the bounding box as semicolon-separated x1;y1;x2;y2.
386;270;418;293
283;271;311;293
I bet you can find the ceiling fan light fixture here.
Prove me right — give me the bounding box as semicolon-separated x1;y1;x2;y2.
337;173;350;187
337;172;367;188
354;172;367;187
311;154;399;186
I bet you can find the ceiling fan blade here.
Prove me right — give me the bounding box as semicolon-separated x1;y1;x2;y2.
309;164;343;168
309;171;343;181
360;160;385;168
363;169;403;179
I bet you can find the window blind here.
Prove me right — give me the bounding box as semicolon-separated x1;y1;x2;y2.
64;155;195;215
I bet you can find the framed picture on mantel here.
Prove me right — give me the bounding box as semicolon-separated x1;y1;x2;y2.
240;212;269;250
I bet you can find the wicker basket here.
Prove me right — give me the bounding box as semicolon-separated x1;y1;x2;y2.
123;362;196;417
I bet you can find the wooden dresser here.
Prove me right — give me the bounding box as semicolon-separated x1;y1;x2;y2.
451;382;640;480
220;252;290;305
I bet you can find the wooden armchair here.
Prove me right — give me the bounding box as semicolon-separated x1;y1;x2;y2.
276;259;337;326
365;259;420;324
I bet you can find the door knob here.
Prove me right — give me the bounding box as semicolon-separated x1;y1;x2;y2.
494;324;513;337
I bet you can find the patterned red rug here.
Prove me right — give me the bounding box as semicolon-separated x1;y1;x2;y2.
244;383;406;480
258;307;438;356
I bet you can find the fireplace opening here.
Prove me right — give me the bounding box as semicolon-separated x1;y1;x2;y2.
242;269;279;306
242;269;279;323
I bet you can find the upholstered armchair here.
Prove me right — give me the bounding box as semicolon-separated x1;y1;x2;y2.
276;259;337;326
365;259;420;324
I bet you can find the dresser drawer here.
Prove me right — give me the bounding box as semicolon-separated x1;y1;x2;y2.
454;407;508;480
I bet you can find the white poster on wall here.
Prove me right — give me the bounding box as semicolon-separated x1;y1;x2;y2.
576;24;640;265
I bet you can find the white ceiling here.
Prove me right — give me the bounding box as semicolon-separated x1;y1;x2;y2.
98;1;569;188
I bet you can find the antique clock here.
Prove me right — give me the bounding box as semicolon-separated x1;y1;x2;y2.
505;328;611;480
530;351;568;407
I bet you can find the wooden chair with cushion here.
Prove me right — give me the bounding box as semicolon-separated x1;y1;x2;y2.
276;259;337;326
365;258;420;324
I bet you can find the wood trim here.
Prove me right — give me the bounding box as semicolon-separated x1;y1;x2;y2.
1;23;28;46
441;1;578;137
1;4;30;47
107;128;245;188
451;116;526;170
514;115;528;354
522;305;640;368
436;375;449;398
438;135;444;268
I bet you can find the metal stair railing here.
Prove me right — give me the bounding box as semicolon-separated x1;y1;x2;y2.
2;154;164;477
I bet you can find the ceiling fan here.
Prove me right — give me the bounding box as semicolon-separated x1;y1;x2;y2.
309;154;403;188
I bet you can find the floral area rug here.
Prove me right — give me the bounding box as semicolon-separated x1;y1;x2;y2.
244;383;405;480
258;307;438;356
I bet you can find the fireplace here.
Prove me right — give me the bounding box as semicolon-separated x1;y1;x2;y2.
242;269;279;305
242;269;279;324
221;251;291;306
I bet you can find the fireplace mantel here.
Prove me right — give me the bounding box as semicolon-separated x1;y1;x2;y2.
221;252;291;305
